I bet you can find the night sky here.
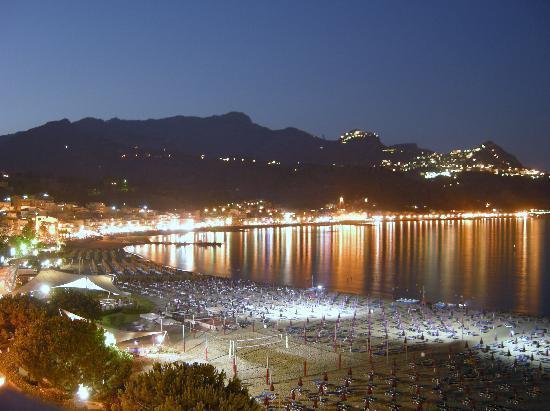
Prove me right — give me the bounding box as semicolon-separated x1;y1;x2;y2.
1;1;549;169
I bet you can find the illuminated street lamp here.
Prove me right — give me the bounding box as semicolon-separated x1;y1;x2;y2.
104;331;116;347
76;384;90;401
40;284;51;295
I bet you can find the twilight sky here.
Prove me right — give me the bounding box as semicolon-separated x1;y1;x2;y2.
1;1;549;169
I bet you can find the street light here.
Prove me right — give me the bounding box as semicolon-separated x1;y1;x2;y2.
104;331;116;347
40;284;51;295
76;384;90;401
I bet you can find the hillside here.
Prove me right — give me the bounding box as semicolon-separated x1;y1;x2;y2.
0;113;547;210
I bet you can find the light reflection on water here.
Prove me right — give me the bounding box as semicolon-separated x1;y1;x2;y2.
131;218;549;316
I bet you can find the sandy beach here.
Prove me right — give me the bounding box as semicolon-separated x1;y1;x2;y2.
71;246;549;410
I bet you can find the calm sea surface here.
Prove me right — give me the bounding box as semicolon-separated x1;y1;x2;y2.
129;218;550;316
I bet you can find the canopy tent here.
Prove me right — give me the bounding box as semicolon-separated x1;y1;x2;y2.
104;328;164;344
13;269;128;296
60;309;163;344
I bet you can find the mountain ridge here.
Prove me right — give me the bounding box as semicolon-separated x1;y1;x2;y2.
0;112;546;210
1;112;521;169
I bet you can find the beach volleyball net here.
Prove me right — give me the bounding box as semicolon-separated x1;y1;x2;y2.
234;333;283;350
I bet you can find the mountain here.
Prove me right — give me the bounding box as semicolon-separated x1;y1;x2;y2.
0;112;522;170
0;112;430;169
0;113;547;210
381;140;525;174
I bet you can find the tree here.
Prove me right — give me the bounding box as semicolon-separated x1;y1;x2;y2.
49;288;102;320
12;315;132;398
0;234;8;255
21;220;35;242
0;294;46;346
112;362;260;411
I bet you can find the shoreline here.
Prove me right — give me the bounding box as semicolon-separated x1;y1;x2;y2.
65;214;549;250
58;245;550;408
126;248;546;319
112;254;550;409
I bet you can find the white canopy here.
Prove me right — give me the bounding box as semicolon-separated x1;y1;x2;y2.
13;269;127;296
60;309;163;343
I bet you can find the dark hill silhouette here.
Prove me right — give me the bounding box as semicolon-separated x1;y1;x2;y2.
0;112;522;169
1;112;428;167
0;113;546;210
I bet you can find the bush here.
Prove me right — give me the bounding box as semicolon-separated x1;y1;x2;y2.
112;362;260;411
12;315;132;398
49;288;102;320
0;294;47;346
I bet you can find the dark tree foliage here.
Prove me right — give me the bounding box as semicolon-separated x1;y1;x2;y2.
20;220;35;241
0;234;8;254
12;315;132;397
49;288;102;320
112;362;260;411
0;294;46;346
